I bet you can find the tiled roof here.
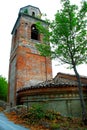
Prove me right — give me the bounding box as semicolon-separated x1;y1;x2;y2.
17;73;87;93
54;72;87;84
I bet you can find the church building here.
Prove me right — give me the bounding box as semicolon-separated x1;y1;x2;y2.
8;5;87;117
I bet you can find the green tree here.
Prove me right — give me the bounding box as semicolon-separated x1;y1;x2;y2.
36;0;87;124
0;75;8;101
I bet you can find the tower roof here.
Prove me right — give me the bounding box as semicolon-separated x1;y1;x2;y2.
19;5;42;18
11;5;48;35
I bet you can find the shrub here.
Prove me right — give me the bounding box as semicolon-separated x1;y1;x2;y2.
45;110;56;120
23;104;46;123
29;104;45;120
22;104;60;124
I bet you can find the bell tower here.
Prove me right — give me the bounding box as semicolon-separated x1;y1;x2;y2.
8;5;52;106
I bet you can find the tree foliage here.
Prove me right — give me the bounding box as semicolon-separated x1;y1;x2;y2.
36;0;87;67
36;0;87;124
0;75;8;101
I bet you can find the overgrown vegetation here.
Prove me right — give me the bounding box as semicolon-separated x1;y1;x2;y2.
5;104;87;130
0;75;8;101
20;104;57;124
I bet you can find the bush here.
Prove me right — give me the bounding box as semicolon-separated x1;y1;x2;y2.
29;104;45;120
22;104;46;123
22;104;62;124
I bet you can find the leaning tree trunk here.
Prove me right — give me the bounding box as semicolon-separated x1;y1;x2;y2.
73;65;87;125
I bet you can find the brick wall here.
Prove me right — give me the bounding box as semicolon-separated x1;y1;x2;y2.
16;45;52;90
8;14;52;105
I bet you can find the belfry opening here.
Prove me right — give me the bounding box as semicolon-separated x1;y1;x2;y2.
31;24;39;40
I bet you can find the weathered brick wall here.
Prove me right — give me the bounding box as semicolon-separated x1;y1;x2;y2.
14;16;52;90
16;45;52;90
16;16;45;43
8;14;52;105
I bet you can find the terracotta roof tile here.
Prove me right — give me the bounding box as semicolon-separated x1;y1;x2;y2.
17;74;87;93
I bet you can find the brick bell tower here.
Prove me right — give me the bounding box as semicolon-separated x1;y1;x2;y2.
8;5;52;106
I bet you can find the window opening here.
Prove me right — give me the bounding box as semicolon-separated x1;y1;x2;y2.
32;12;35;17
31;24;39;40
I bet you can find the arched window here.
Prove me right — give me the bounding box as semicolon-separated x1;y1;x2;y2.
31;24;39;40
32;12;35;17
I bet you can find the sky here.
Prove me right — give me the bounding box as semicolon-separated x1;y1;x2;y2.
0;0;87;80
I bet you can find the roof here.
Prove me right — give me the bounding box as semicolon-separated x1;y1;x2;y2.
19;5;42;15
11;5;48;34
54;72;87;84
17;73;87;93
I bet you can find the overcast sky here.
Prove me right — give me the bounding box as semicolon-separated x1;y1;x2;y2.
0;0;87;80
